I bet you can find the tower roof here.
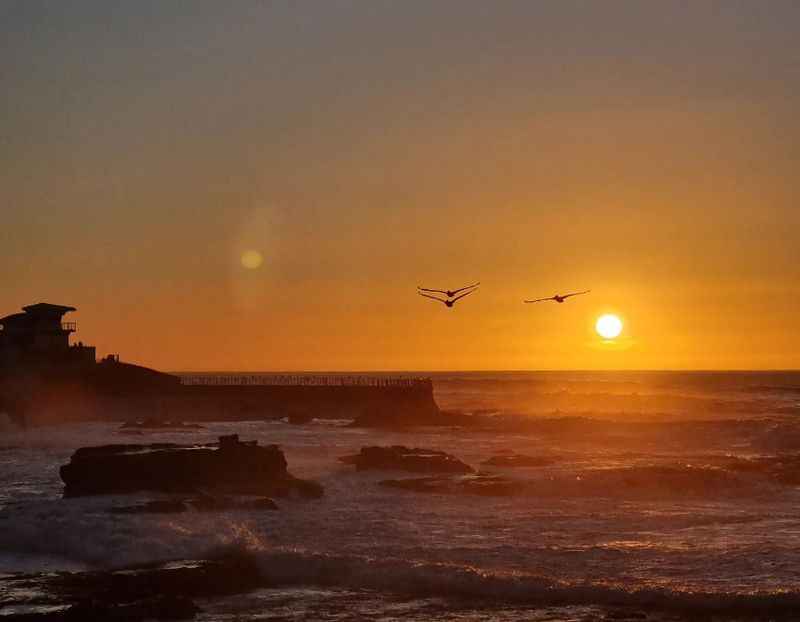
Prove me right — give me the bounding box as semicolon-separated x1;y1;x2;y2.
22;303;77;315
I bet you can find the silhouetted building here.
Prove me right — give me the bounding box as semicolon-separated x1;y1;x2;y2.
0;303;95;369
0;302;439;427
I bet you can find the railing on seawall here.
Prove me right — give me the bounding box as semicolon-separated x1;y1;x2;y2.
179;375;432;388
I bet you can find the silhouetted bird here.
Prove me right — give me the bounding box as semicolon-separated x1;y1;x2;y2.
524;290;591;304
418;282;480;298
418;289;476;308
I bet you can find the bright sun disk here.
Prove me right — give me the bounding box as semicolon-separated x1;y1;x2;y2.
596;314;623;340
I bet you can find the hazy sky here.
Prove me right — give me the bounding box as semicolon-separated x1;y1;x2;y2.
2;1;798;370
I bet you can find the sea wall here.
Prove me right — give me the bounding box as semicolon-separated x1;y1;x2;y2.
1;367;441;426
158;383;441;423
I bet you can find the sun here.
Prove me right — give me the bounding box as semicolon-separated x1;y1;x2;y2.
596;314;623;340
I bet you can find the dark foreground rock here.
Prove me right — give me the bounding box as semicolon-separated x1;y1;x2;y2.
60;434;323;498
339;445;474;474
481;454;556;468
1;553;261;621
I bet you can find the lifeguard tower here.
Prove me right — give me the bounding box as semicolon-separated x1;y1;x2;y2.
0;303;95;369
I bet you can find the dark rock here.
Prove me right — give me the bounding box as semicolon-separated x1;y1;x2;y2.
481;454;556;468
55;554;258;606
1;553;258;620
60;435;322;498
340;446;474;474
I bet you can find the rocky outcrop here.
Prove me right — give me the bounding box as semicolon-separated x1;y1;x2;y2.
481;454;556;468
0;552;261;621
339;445;473;474
60;434;322;498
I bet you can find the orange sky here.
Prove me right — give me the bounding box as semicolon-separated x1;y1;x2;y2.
2;2;798;371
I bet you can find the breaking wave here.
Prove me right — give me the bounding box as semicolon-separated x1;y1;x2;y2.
238;549;800;618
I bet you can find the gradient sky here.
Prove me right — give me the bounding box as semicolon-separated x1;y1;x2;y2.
2;1;798;371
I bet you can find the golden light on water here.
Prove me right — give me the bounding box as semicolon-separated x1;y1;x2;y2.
596;314;623;340
240;250;264;270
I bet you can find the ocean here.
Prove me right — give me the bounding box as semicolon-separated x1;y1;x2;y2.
2;371;800;620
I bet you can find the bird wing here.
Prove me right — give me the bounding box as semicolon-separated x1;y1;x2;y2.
418;292;447;304
562;290;591;299
451;288;476;303
450;282;480;296
524;297;552;303
418;286;448;295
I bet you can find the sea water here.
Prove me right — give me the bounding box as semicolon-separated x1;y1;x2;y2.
2;371;800;620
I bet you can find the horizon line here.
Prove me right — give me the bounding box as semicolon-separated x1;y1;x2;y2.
167;368;800;374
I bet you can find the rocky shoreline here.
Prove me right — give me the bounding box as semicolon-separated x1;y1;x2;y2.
1;552;261;621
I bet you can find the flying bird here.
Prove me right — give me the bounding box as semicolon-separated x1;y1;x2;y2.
524;290;591;304
418;282;480;298
418;289;476;308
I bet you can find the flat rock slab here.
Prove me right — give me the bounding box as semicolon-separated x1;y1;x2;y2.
340;445;474;474
60;434;323;498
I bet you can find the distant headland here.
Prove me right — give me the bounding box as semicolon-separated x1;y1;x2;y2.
0;302;440;427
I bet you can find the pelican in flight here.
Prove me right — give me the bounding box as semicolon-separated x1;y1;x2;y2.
418;289;476;308
418;282;480;298
524;290;591;304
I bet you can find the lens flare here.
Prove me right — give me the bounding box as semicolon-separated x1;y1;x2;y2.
596;314;623;339
240;250;263;269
